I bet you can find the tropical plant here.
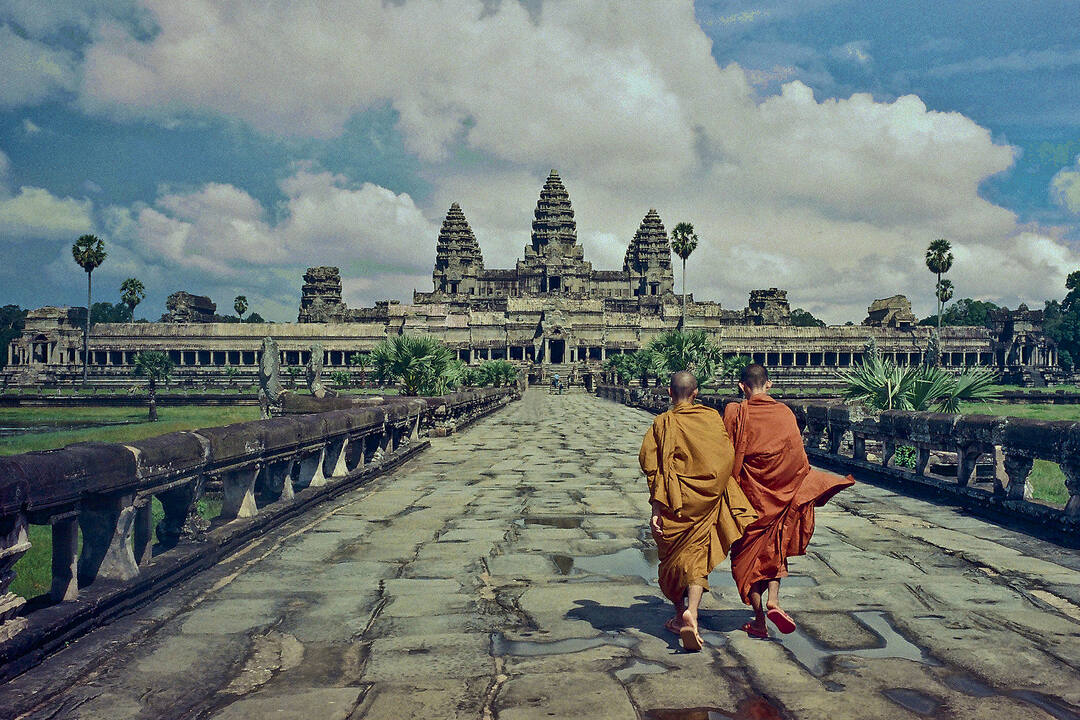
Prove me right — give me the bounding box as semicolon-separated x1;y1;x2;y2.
790;308;825;327
72;234;107;384
837;353;999;413
370;335;462;396
646;330;721;387
478;360;517;387
0;305;26;369
628;348;659;387
132;351;173;421
90;302;129;323
669;222;699;329
329;369;352;388
917;298;1001;328
935;279;954;314
925;238;953;329
234;295;248;322
719;354;753;385
604;353;634;385
120;277;145;321
285;366;300;388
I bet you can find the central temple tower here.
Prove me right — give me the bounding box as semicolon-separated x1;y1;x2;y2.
517;170;593;294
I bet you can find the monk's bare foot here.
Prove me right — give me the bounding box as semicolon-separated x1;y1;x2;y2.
765;605;796;634
743;618;768;639
664;616;683;635
679;609;703;651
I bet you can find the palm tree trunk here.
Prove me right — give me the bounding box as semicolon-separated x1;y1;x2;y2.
681;257;687;330
148;379;157;421
83;271;91;385
936;271;942;330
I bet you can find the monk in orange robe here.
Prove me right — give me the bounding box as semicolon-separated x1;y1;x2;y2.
639;371;758;651
724;363;854;638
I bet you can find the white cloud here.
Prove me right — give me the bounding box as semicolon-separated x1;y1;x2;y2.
1051;157;1080;214
3;0;1071;321
21;118;41;134
831;41;872;66
0;149;10;192
927;47;1080;79
0;25;77;108
0;185;95;239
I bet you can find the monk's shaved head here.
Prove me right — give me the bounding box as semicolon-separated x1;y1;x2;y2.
670;371;698;402
740;363;769;390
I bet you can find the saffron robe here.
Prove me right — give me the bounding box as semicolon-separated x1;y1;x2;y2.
724;394;854;605
639;402;758;604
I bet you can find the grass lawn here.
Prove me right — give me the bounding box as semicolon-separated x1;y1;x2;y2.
0;405;261;456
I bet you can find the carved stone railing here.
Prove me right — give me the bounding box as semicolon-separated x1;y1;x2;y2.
0;387;516;678
597;385;1079;538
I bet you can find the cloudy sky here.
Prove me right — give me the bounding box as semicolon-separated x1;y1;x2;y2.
1;0;1078;323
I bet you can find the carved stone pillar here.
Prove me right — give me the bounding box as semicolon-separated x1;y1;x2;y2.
157;478;206;547
296;448;327;489
50;513;79;601
852;435;866;462
1000;453;1033;500
882;440;896;468
1060;462;1080;519
0;512;30;631
220;466;260;518
133;498;154;567
325;438;349;478
956;445;978;487
78;493;139;585
915;447;931;475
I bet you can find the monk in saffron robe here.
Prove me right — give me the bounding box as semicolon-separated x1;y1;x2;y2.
724;363;854;638
639;372;758;651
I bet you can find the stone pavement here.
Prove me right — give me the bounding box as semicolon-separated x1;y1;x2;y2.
4;390;1080;719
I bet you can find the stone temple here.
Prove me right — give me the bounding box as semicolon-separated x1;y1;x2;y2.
3;170;1060;387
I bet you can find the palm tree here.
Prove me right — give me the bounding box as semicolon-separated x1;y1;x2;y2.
936;279;954;320
838;353;998;412
925;238;953;329
646;330;721;387
670;222;699;329
234;295;248;322
132;351;173;421
120;277;145;322
370;335;461;396
72;234;107;384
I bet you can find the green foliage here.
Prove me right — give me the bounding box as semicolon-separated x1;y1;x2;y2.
234;295;248;320
719;355;753;383
72;234;106;274
477;360;517;387
789;308;825;327
132;351;173;384
646;330;722;387
246;312;266;323
329;369;352;387
90;301;131;323
924;238;954;276
935;278;954;306
1045;291;1080;371
120;277;145;319
0;305;26;368
893;445;917;469
370;335;463;396
604;353;634;384
670;222;699;261
917;298;1002;328
837;354;1000;412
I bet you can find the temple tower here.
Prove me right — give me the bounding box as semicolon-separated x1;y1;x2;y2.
432;203;484;295
623;209;674;298
519;170;590;294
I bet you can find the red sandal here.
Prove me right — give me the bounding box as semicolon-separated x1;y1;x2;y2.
767;608;797;634
742;621;769;639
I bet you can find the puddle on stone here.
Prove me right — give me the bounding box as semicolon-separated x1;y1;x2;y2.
643;698;784;720
882;688;941;716
514;516;585;529
778;610;939;677
943;673;995;698
1011;691;1080;720
614;659;668;682
550;547;816;589
492;632;637;657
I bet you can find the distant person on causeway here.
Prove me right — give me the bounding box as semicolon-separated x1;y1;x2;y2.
724;363;854;639
638;371;758;651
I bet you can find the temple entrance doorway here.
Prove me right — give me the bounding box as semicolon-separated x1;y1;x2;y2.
549;339;565;364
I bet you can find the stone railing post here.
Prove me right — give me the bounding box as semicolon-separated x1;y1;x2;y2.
296;448;328;489
325;438;349;478
882;439;896;468
78;493;140;585
1000;452;1033;500
264;459;296;502
1060;462;1080;519
956;445;977;487
50;513;79;601
0;512;30;635
220;466;261;519
132;497;154;567
852;435;867;462
156;478;205;547
915;447;932;476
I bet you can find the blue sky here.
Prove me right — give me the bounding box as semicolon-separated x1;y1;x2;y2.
1;0;1078;323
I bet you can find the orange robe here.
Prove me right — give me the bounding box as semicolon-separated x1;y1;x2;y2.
639;402;758;604
724;395;854;605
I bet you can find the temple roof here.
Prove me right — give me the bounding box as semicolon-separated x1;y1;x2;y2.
624;208;672;273
530;170;577;254
435;202;483;271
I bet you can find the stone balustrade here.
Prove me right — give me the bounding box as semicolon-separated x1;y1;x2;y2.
0;387;516;675
596;385;1079;538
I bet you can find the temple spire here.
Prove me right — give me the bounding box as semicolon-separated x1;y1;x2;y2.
624;209;674;297
530;169;577;255
432;202;483;294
